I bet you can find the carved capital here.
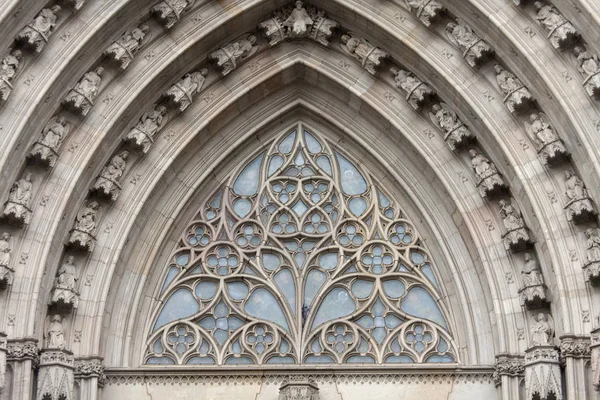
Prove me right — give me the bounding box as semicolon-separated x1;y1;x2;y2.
559;335;591;359
279;375;320;400
493;353;524;387
6;338;39;364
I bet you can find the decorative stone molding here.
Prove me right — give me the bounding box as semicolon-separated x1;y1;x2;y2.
524;346;563;400
534;1;580;50
340;33;389;75
559;335;591;359
0;50;22;102
493;353;524;387
591;325;600;391
390;67;435;111
210;35;258;77
152;0;193;29
28;116;70;168
279;375;319;400
494;64;534;113
499;198;532;252
36;349;74;400
162;69;208;112
74;357;106;387
14;6;61;53
583;228;600;286
0;232;13;289
525;113;568;166
6;338;39;365
469;149;507;197
62;67;104;117
445;21;494;68
2;172;33;226
404;0;444;27
90;150;129;202
573;45;600;100
66;201;100;253
0;332;6;392
429;103;474;150
104;25;150;70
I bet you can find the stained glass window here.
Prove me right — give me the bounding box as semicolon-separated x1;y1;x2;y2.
144;124;458;366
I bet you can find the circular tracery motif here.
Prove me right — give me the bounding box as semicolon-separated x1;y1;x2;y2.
146;125;457;366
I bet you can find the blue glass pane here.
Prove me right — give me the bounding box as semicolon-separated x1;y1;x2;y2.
385;314;403;328
195;281;218;300
291;200;308;217
335;152;367;195
245;288;289;332
233;198;252;218
312;288;356;329
305;355;334;363
350;280;374;298
187;356;215;365
383;280;405;299
421;264;439;288
304;130;322;154
378;190;391;207
348;197;367;217
262;253;281;271
304;269;326;306
278;131;296;154
267;356;296;364
268;155;284;177
316;156;332;176
274;269;296;314
401;287;447;329
176;254;189;266
319;252;338;270
226;357;254;364
161;266;179;293
233;153;264;196
147;356;175;365
227;282;249;300
426;355;455;363
385;355;414;363
154;288;199;331
438;338;449;353
410;251;425;265
346;356;375;363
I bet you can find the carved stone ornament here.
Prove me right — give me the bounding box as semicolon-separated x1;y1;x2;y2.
493;353;524;387
445;21;494;68
279;376;320;400
525;113;568;165
49;255;79;311
62;67;104;117
151;0;192;29
66;201;101;253
499;198;532;252
15;6;61;53
0;49;22;101
494;64;534;113
340;33;389;76
90;150;129;201
0;232;13;289
563;170;596;223
6;339;39;363
390;67;435;111
210;34;258;77
429;103;474;150
163;69;207;112
2;172;33;226
404;0;444;27
583;228;600;285
124;105;168;153
75;357;106;387
534;1;580;50
573;45;600;100
0;332;6;392
591;324;600;391
469;149;507;197
259;2;339;47
559;335;591;359
104;25;150;70
524;345;563;400
45;315;66;350
36;349;74;400
519;253;548;309
28;116;71;168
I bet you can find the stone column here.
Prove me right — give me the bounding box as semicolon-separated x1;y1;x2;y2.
278;376;320;400
74;357;105;400
591;325;600;392
524;345;563;400
559;335;591;399
36;349;74;400
6;338;38;400
493;353;524;400
0;333;6;394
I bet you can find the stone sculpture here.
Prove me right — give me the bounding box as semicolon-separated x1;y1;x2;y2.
67;201;100;252
15;6;61;53
285;1;313;38
125;105;168;153
210;35;258;76
104;25;150;70
0;233;13;289
519;253;547;309
494;64;533;113
429;103;474;149
469;149;506;197
2;172;33;226
62;67;104;117
404;0;444;27
279;376;320;400
91;150;129;201
45;315;66;350
499;198;531;252
152;0;192;29
446;21;494;68
524;113;568;165
163;69;207;112
563;170;596;223
0;50;22;101
584;228;600;285
390;67;435;111
341;33;388;76
50;255;79;310
531;313;553;346
29;116;70;168
534;1;580;50
573;46;600;99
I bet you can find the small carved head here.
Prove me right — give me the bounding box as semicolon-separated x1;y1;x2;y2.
57;116;67;125
493;64;503;74
533;1;544;10
67;255;75;264
95;66;104;75
157;105;168;114
10;49;23;61
585;228;594;238
446;22;456;30
537;312;546;322
529;113;540;122
248;35;257;45
200;68;208;77
51;5;62;14
1;232;10;241
524;252;532;262
24;172;32;181
468;149;478;157
51;314;62;323
498;199;507;207
139;24;150;34
431;104;441;113
295;0;303;9
565;170;575;179
118;150;129;159
573;46;585;56
88;201;100;210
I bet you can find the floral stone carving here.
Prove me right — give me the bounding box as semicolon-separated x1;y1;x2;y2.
210;34;258;77
534;1;580;50
563;170;596;223
573;45;600;100
0;233;13;289
584;228;600;285
2;172;33;226
152;0;192;29
49;255;79;311
341;33;389;75
494;64;534;113
559;335;590;359
499;198;532;252
62;67;104;117
90;151;129;201
104;25;150;70
404;0;444;27
0;50;22;101
125;105;168;153
15;6;61;53
163;69;207;112
66;201;100;253
469;149;507;197
446;21;494;68
28;116;70;168
391;67;435;111
525;113;568;165
429;103;474;149
518;253;548;309
279;376;320;400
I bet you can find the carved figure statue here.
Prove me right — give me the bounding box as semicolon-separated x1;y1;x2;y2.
0;50;22;101
67;201;100;252
525;113;567;164
446;21;493;67
50;255;79;309
585;228;600;284
565;170;586;202
284;1;313;38
341;34;388;76
522;253;543;286
573;46;600;99
152;0;191;28
563;170;596;223
164;69;207;112
104;25;150;70
92;151;129;201
15;6;61;53
45;315;65;350
500;199;524;231
469;149;505;196
62;67;104;116
210;35;257;76
519;252;547;308
499;198;531;251
534;1;580;50
75;202;100;234
494;64;533;113
404;0;443;27
390;67;434;110
3;172;33;225
0;233;13;288
125;105;168;153
29;116;70;167
429;103;473;149
531;313;552;346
